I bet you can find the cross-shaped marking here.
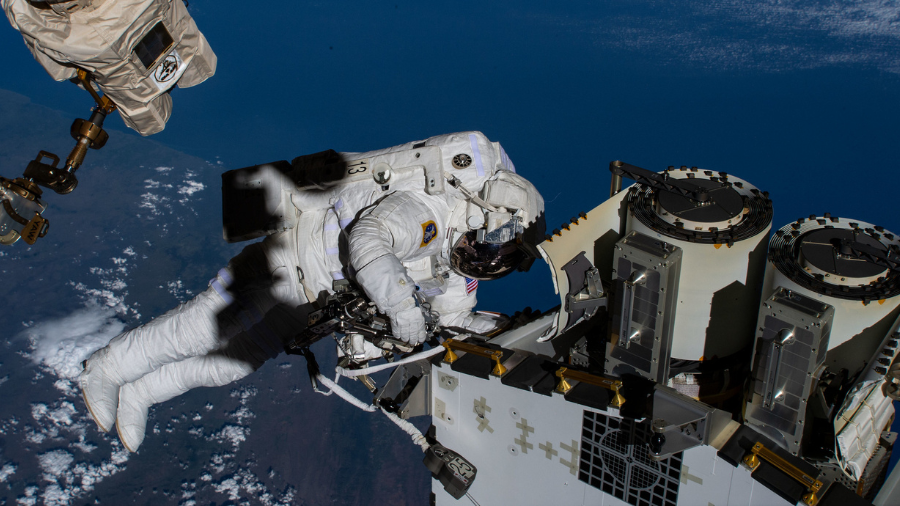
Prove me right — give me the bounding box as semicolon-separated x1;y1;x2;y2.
473;397;493;433
539;441;558;460
559;440;579;476
681;464;703;485
514;418;535;454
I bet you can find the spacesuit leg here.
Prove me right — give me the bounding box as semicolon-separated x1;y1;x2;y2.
80;232;304;433
116;337;266;452
80;286;233;433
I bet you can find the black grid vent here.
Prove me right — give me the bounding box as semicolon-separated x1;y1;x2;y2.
579;411;681;506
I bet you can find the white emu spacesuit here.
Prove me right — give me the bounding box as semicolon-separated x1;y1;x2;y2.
79;131;545;452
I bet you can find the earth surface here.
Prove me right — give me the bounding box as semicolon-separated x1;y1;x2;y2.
0;90;432;505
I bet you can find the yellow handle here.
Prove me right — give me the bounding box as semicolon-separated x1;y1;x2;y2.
442;339;507;377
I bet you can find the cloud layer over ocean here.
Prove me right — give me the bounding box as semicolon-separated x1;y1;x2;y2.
536;0;900;73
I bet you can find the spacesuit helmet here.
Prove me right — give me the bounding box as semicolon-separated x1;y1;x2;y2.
450;171;545;281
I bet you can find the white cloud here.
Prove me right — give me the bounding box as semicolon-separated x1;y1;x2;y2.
17;485;39;506
38;450;74;483
25;444;132;505
181;479;197;501
19;304;126;379
69;282;128;314
545;0;900;74
208;453;230;474
24;427;47;444
139;192;171;217
212;469;296;506
230;385;258;403
167;279;194;301
42;484;70;506
178;180;206;198
53;379;77;397
71;439;97;454
32;402;76;428
0;462;17;482
230;406;255;425
209;425;247;448
213;476;241;500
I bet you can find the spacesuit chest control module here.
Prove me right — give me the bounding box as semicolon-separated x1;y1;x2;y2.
0;0;216;246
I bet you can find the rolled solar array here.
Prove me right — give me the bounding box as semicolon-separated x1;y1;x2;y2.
764;215;900;354
625;166;773;363
749;215;900;470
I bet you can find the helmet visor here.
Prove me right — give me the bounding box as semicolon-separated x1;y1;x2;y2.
450;230;528;281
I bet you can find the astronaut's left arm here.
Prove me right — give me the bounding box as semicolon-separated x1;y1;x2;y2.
349;191;439;344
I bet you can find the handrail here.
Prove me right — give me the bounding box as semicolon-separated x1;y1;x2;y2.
742;442;823;506
442;339;507;377
555;367;625;408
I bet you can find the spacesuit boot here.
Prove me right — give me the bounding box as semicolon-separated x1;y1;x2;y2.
115;350;263;452
115;381;152;453
79;347;126;433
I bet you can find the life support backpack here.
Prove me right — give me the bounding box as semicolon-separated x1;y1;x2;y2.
221;131;518;243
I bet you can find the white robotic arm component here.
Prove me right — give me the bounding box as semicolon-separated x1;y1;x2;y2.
3;0;216;136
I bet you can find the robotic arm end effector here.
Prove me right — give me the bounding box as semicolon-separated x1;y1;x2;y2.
0;175;48;246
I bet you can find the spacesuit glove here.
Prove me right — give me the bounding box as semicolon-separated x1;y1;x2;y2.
390;300;427;345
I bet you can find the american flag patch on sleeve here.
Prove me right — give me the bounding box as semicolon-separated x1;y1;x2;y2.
465;277;478;295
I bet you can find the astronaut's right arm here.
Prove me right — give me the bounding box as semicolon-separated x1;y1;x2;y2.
349;192;438;345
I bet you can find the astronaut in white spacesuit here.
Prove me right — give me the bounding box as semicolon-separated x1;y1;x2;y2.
79;131;545;452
